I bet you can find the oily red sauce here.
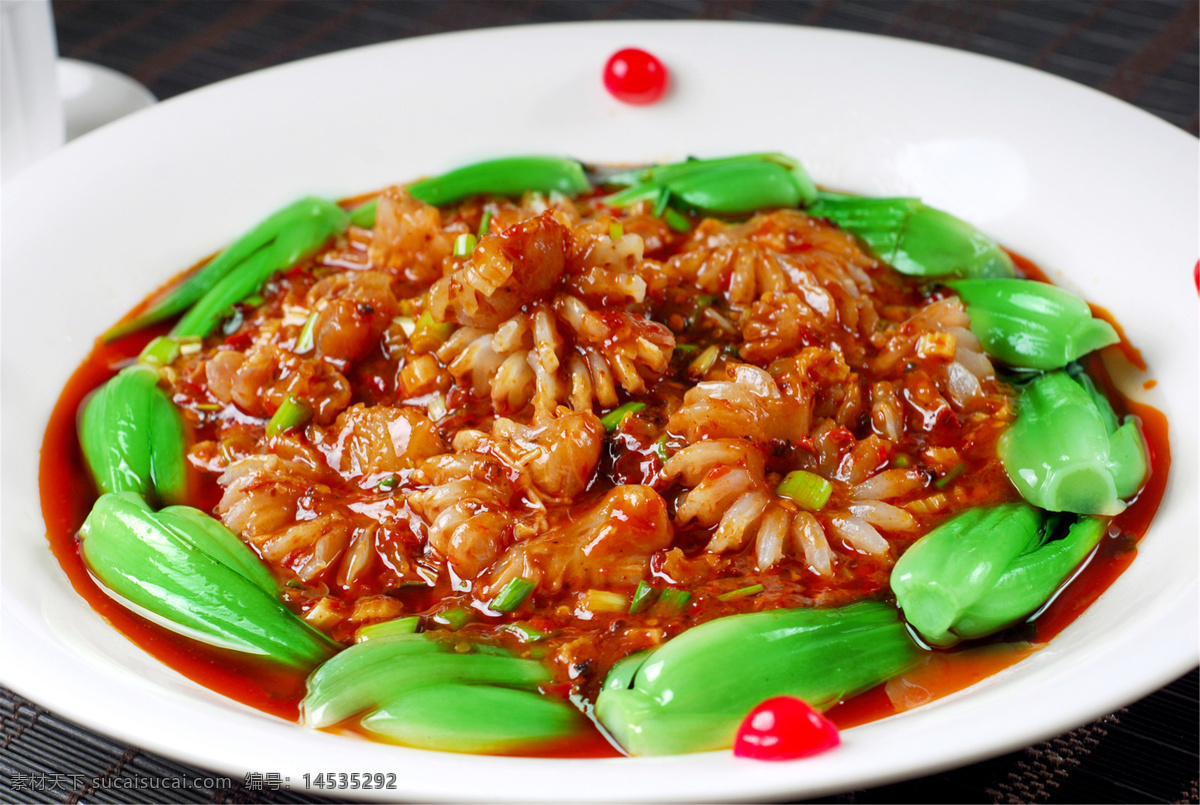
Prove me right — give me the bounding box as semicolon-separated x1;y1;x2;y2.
39;251;1170;756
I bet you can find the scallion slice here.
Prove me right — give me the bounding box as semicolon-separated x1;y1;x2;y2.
266;395;312;438
777;471;833;510
655;589;692;615
294;310;318;354
600;402;646;432
629;581;659;615
490;577;536;613
717;584;765;602
453;233;478;257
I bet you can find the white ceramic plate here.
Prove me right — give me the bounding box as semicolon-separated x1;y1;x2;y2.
2;21;1196;803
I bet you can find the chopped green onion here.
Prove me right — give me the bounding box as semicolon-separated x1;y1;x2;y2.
687;344;720;377
431;606;473;630
294;310;318;354
581;589;628;614
609;221;624;240
777;470;833;510
892;454;912;468
600;402;646;432
478;209;494;239
717;584;764;602
453;232;478;257
410;310;455;352
376;475;399;491
490;577;536;613
241;293;264;308
655;588;692;615
138;336;182;366
356;616;420;642
629;581;659;615
266;395;312;438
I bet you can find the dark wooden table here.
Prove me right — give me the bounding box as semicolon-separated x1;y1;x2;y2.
3;2;1197;803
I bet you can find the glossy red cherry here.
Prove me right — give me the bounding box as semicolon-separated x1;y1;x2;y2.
603;48;668;105
734;696;840;761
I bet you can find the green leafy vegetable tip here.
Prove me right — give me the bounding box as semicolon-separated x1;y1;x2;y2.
999;368;1148;515
605;153;818;215
947;278;1119;370
78;365;188;507
104;197;349;342
172;201;349;339
807;193;1016;279
892;504;1107;646
594;601;919;756
408;156;591;207
301;633;574;752
79;492;336;668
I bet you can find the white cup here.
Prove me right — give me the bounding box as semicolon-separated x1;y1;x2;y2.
1;0;65;182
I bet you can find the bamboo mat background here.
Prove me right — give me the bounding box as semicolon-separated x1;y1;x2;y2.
3;1;1197;803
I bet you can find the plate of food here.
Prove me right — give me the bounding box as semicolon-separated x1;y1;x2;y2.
2;20;1196;803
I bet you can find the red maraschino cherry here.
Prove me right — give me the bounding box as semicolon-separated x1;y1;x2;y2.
734;696;841;761
603;48;668;105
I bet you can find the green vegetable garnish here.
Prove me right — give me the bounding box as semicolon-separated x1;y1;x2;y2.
595;601;920;756
301;633;552;729
807;193;1015;279
361;683;587;754
80;492;336;668
999;368;1147;515
892;504;1107;645
78;365;188;507
606;153;818;215
407;156;591;207
946;278;1120;370
105;197;349;341
173;202;348;339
